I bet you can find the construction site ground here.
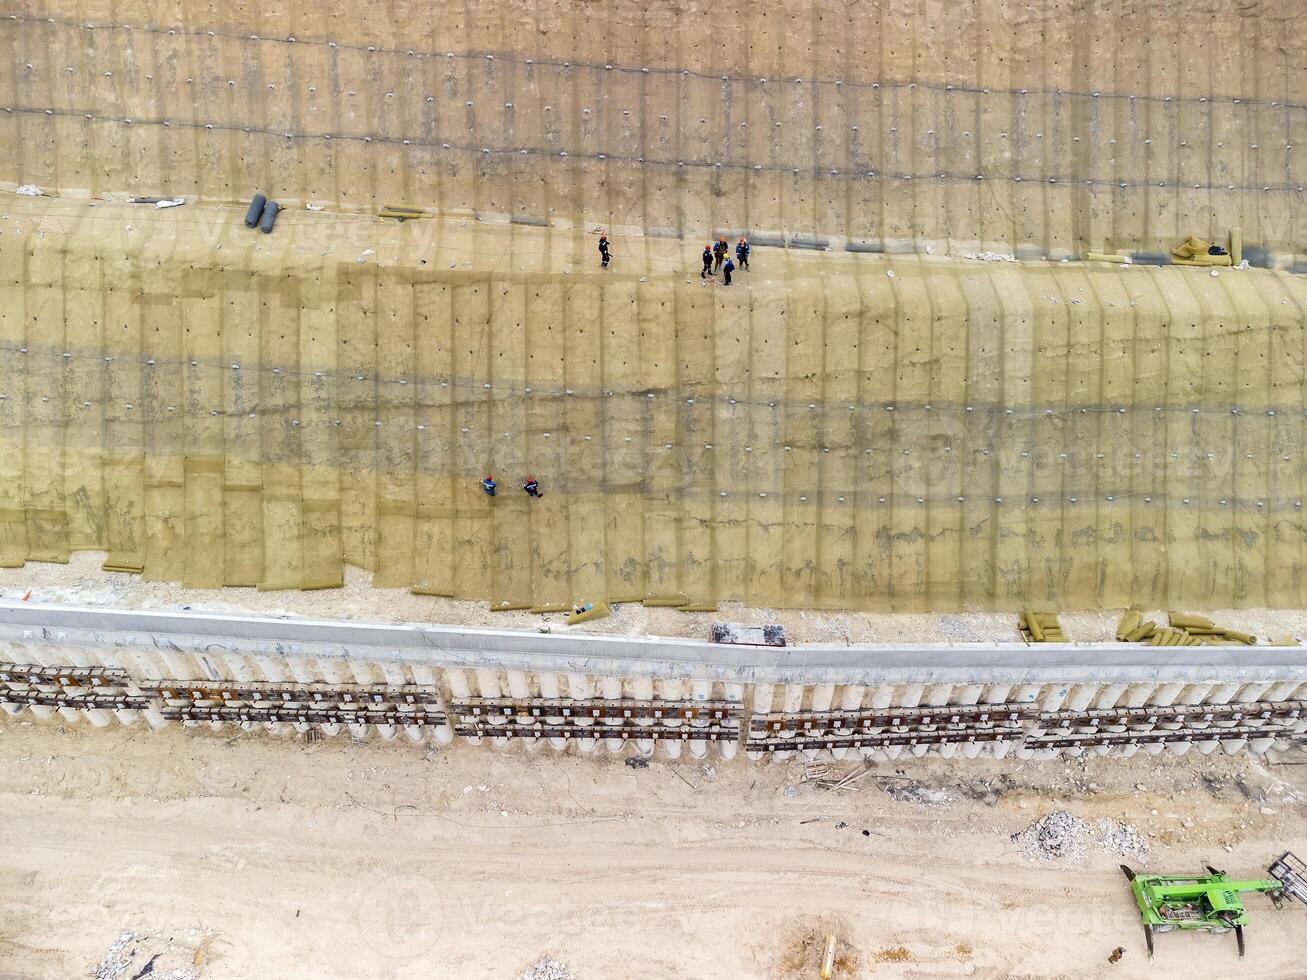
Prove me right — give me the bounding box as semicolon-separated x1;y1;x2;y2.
5;551;1307;646
1;713;1304;980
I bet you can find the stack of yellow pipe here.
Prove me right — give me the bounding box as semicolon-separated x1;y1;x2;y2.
1168;612;1257;645
1020;609;1066;643
1117;609;1258;645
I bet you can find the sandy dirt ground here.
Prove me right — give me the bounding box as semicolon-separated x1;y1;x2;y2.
1;717;1304;980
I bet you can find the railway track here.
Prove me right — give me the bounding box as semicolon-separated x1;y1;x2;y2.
3;658;1303;758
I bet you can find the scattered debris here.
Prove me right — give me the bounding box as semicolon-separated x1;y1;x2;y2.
778;918;860;979
1171;234;1232;267
154;197;185;209
963;250;1017;262
518;958;576;980
806;763;875;799
711;622;787;647
624;756;649;770
1012;811;1148;864
567;601;609;625
1108;946;1125;964
872;946;912;963
802;762;831;782
16;184;43;196
877;777;954;808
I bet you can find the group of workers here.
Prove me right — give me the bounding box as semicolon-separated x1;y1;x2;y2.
598;232;752;284
701;237;750;284
482;475;541;498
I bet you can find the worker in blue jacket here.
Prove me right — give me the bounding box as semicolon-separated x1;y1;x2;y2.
735;237;750;270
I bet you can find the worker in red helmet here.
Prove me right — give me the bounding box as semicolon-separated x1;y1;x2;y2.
701;244;713;278
481;474;497;497
523;475;542;498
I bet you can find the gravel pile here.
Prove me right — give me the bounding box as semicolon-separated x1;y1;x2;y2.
91;931;200;980
1013;811;1149;864
519;959;576;980
93;934;136;980
1095;818;1150;862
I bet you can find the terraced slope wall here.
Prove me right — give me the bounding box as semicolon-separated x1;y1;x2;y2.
2;1;1306;257
4;198;1307;610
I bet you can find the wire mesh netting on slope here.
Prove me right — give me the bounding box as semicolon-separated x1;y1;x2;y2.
2;0;1305;257
3;198;1307;611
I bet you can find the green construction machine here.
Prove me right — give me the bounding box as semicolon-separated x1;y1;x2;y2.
1120;851;1306;960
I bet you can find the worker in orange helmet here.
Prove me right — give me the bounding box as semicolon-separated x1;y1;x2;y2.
713;236;728;274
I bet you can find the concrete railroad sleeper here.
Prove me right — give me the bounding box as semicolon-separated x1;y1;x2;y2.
0;603;1305;763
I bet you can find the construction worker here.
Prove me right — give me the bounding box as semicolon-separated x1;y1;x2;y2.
701;244;713;278
722;255;735;286
713;236;727;274
523;476;542;498
598;234;611;269
481;474;497;497
735;237;750;271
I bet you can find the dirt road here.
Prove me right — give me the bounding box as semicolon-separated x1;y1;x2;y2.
1;718;1304;979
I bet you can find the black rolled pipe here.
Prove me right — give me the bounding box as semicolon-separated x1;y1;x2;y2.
244;193;267;228
258;200;279;234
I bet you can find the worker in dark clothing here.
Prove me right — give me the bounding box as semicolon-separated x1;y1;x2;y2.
722;256;735;286
701;244;713;278
598;234;611;269
736;237;750;270
713;237;727;273
523;476;542;498
482;474;497;497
